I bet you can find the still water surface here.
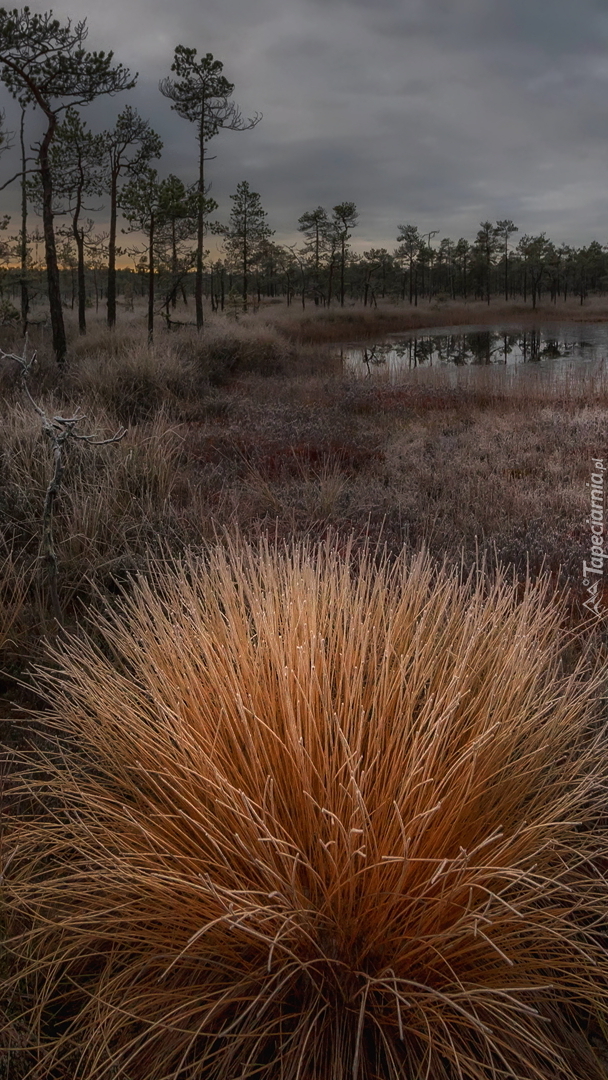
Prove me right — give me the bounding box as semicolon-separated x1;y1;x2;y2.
340;324;608;377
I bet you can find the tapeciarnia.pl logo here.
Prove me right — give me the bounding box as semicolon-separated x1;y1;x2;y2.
581;458;605;616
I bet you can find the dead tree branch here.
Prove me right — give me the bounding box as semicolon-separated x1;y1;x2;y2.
1;337;126;632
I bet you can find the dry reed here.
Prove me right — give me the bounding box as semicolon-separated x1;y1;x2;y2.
3;539;608;1079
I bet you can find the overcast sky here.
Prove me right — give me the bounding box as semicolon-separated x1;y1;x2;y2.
2;0;608;255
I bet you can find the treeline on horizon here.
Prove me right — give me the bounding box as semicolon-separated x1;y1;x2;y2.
0;6;607;365
3;221;606;316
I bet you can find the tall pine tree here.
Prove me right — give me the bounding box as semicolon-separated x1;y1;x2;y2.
0;7;135;364
159;47;260;330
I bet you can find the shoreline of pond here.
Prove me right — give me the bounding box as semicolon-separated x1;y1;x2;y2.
335;322;608;376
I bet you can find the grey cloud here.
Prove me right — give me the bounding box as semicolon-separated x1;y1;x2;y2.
308;0;608;59
1;0;608;251
482;0;607;57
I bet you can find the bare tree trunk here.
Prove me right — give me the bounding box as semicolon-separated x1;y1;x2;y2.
40;117;67;366
148;211;155;343
107;168;118;328
75;232;86;332
195;108;205;331
73;179;86;334
19;106;29;335
242;216;248;313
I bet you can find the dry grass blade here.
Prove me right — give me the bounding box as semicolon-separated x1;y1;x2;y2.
3;538;608;1079
0;541;32;657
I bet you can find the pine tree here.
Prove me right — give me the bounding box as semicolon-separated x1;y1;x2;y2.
159;47;260;330
332;202;359;307
103;106;162;329
297;206;331;305
28;108;106;334
120;167;163;344
395;224;421;304
0;7;135;365
224;181;273;312
495;220;518;301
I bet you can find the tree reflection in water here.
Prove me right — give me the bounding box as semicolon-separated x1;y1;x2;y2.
341;324;604;375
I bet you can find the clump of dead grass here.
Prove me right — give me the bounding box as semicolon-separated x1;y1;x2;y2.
71;343;199;424
178;317;296;383
4;539;608;1079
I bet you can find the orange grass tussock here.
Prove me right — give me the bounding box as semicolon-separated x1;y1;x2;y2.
3;540;608;1079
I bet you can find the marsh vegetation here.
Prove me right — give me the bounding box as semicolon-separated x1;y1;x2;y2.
2;296;608;1078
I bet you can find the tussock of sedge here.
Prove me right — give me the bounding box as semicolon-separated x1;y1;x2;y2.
3;539;608;1080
